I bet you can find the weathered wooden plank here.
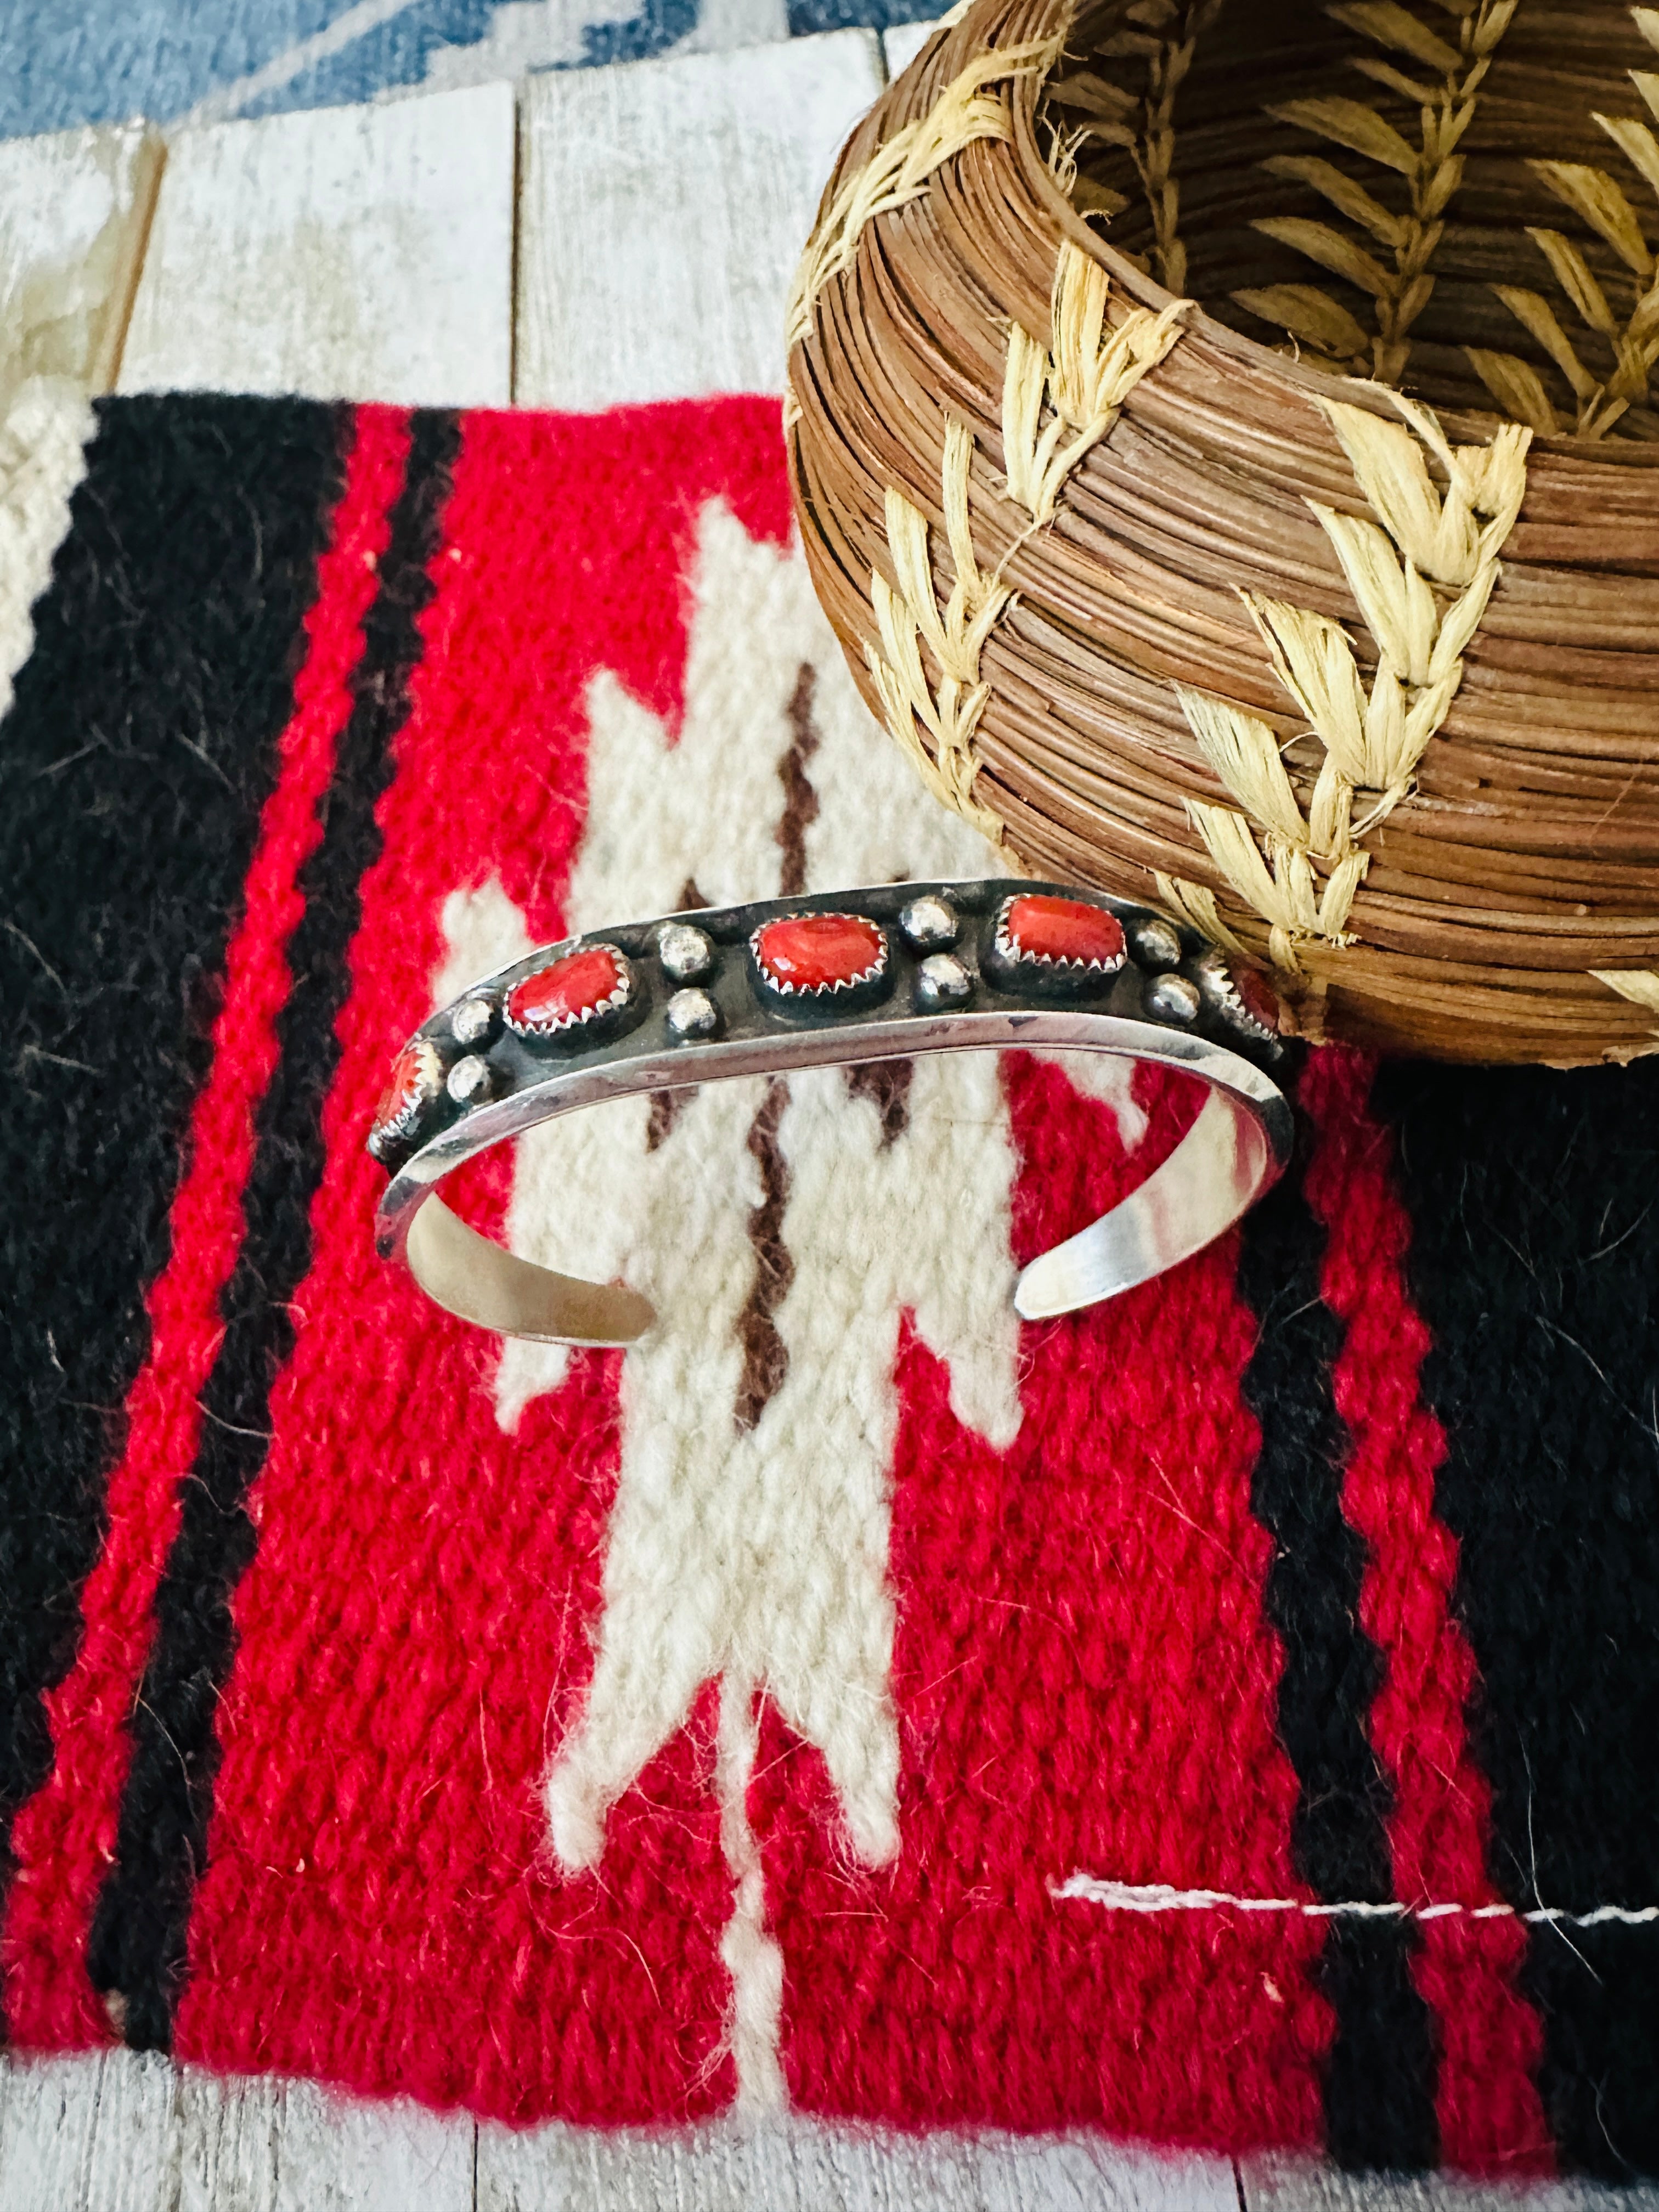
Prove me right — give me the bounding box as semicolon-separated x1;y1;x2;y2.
0;2052;476;2212
514;30;883;410
0;2052;177;2212
0;123;162;403
173;2068;476;2212
882;17;946;78
4;2053;1237;2212
1238;2153;1659;2211
117;82;514;405
478;2113;1240;2209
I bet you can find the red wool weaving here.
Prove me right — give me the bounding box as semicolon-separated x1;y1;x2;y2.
0;389;1655;2183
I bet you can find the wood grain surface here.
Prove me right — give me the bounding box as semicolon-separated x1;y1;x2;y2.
117;82;515;404
0;122;161;404
14;2050;1659;2209
1240;2153;1659;2212
1;2051;1252;2211
515;31;883;408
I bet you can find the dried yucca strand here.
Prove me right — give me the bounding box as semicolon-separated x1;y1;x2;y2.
1177;683;1370;969
786;36;1060;349
1245;0;1522;384
1002;244;1190;521
1593;969;1659;1013
1468;14;1659;435
865;419;1011;841
1172;391;1532;979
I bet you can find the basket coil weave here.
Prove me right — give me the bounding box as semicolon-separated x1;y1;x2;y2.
785;0;1659;1063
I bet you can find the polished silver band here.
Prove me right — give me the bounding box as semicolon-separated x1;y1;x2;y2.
370;880;1294;1344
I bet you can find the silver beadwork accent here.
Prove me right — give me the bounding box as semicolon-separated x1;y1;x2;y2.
658;921;714;983
450;995;495;1047
665;987;720;1041
447;1053;495;1105
899;894;959;951
1145;974;1200;1025
1130;917;1183;972
915;952;974;1007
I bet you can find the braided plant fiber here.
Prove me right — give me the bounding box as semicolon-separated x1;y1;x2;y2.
786;0;1659;1064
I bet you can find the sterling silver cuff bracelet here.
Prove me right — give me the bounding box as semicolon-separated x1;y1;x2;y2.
369;881;1294;1344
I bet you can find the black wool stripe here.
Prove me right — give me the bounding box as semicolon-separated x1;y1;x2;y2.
1238;1087;1438;2174
0;398;346;2016
1374;1056;1659;2182
88;409;462;2052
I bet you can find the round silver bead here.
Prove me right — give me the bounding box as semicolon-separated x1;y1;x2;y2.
915;951;974;1008
447;1053;495;1105
1129;917;1184;972
1144;973;1200;1025
658;921;714;983
449;994;496;1048
665;986;720;1041
899;894;959;951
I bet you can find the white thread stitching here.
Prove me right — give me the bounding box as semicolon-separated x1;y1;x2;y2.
1053;1874;1659;1927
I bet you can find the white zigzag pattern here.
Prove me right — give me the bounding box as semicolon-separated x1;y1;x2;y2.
433;501;1146;2109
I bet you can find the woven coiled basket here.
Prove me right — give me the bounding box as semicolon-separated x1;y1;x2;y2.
785;0;1659;1063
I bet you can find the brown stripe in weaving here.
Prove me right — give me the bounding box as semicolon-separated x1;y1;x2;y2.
777;663;819;899
730;668;825;1427
844;1059;912;1146
734;1075;794;1433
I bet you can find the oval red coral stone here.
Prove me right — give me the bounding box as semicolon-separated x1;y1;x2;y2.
1005;895;1125;970
373;1043;429;1136
368;1038;441;1157
1232;964;1282;1035
754;913;885;992
506;945;628;1034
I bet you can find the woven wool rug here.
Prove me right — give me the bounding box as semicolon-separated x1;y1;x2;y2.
1;383;1656;2185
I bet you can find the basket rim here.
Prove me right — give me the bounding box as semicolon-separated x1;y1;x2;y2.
974;0;1659;465
787;0;1659;1066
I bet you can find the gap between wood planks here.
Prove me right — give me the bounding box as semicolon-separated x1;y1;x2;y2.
2;26;904;414
0;2048;1255;2210
8;2050;1655;2209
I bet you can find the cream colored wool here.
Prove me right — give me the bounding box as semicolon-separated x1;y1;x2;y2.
0;378;94;727
434;501;1145;2107
716;1672;787;2115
